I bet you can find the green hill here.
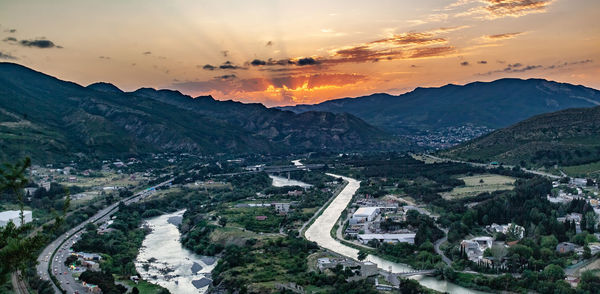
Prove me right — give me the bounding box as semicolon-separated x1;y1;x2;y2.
0;62;393;163
442;106;600;170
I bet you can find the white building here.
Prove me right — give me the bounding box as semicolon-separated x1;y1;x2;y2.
357;233;416;245
461;236;493;263
487;223;525;239
350;207;380;224
0;210;33;228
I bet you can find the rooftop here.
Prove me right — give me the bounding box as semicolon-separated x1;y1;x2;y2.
353;207;379;216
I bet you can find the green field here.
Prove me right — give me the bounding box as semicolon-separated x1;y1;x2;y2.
562;161;600;177
442;174;516;199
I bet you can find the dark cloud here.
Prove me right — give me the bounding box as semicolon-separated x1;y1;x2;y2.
215;74;237;80
250;59;267;66
546;59;593;69
221;50;229;57
3;37;17;42
266;41;273;47
297;57;318;66
4;29;16;33
202;61;246;70
0;51;17;60
476;59;593;76
19;39;58;48
219;60;245;70
478;60;488;64
410;64;418;68
142;51;152;55
461;61;470;66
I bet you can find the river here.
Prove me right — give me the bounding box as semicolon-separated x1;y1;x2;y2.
135;210;217;294
305;173;487;294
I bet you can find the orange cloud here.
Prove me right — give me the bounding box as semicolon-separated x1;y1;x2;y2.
247;28;460;70
453;0;553;19
171;73;368;105
484;32;524;40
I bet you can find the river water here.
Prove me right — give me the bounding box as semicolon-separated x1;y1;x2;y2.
305;173;487;294
135;210;217;294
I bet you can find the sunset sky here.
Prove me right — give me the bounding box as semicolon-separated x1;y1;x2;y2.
1;0;598;106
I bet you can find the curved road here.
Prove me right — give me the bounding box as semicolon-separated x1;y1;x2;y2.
36;178;173;294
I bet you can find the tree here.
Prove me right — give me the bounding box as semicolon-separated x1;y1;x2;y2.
543;264;564;281
541;235;558;249
218;216;228;227
0;158;70;284
583;246;592;259
132;287;140;294
357;250;368;261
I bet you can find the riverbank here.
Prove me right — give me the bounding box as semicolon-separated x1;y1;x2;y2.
304;173;488;293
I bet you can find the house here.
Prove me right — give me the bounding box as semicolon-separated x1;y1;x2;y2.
557;213;582;224
460;237;493;263
486;223;525;239
359;262;378;277
317;258;334;270
556;242;577;253
565;275;580;287
344;225;363;237
81;260;100;271
256;215;268;221
0;210;33;228
75;252;102;261
272;202;291;214
288;190;303;196
350;207;380;224
24;187;38;196
357;233;416;245
40;182;51;191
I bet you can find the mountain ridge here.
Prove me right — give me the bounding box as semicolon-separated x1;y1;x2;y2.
0;62;393;163
278;78;600;135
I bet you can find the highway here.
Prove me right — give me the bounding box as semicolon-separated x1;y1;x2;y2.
36;178;173;294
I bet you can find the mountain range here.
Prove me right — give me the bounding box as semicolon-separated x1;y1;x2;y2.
0;62;391;163
279;79;600;135
442;105;600;168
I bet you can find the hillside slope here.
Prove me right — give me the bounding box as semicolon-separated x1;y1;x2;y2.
442;106;600;167
279;79;600;135
0;62;393;162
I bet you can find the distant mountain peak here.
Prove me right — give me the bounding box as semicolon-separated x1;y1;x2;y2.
87;82;123;93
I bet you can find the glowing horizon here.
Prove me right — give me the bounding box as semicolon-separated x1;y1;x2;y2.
1;0;598;106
